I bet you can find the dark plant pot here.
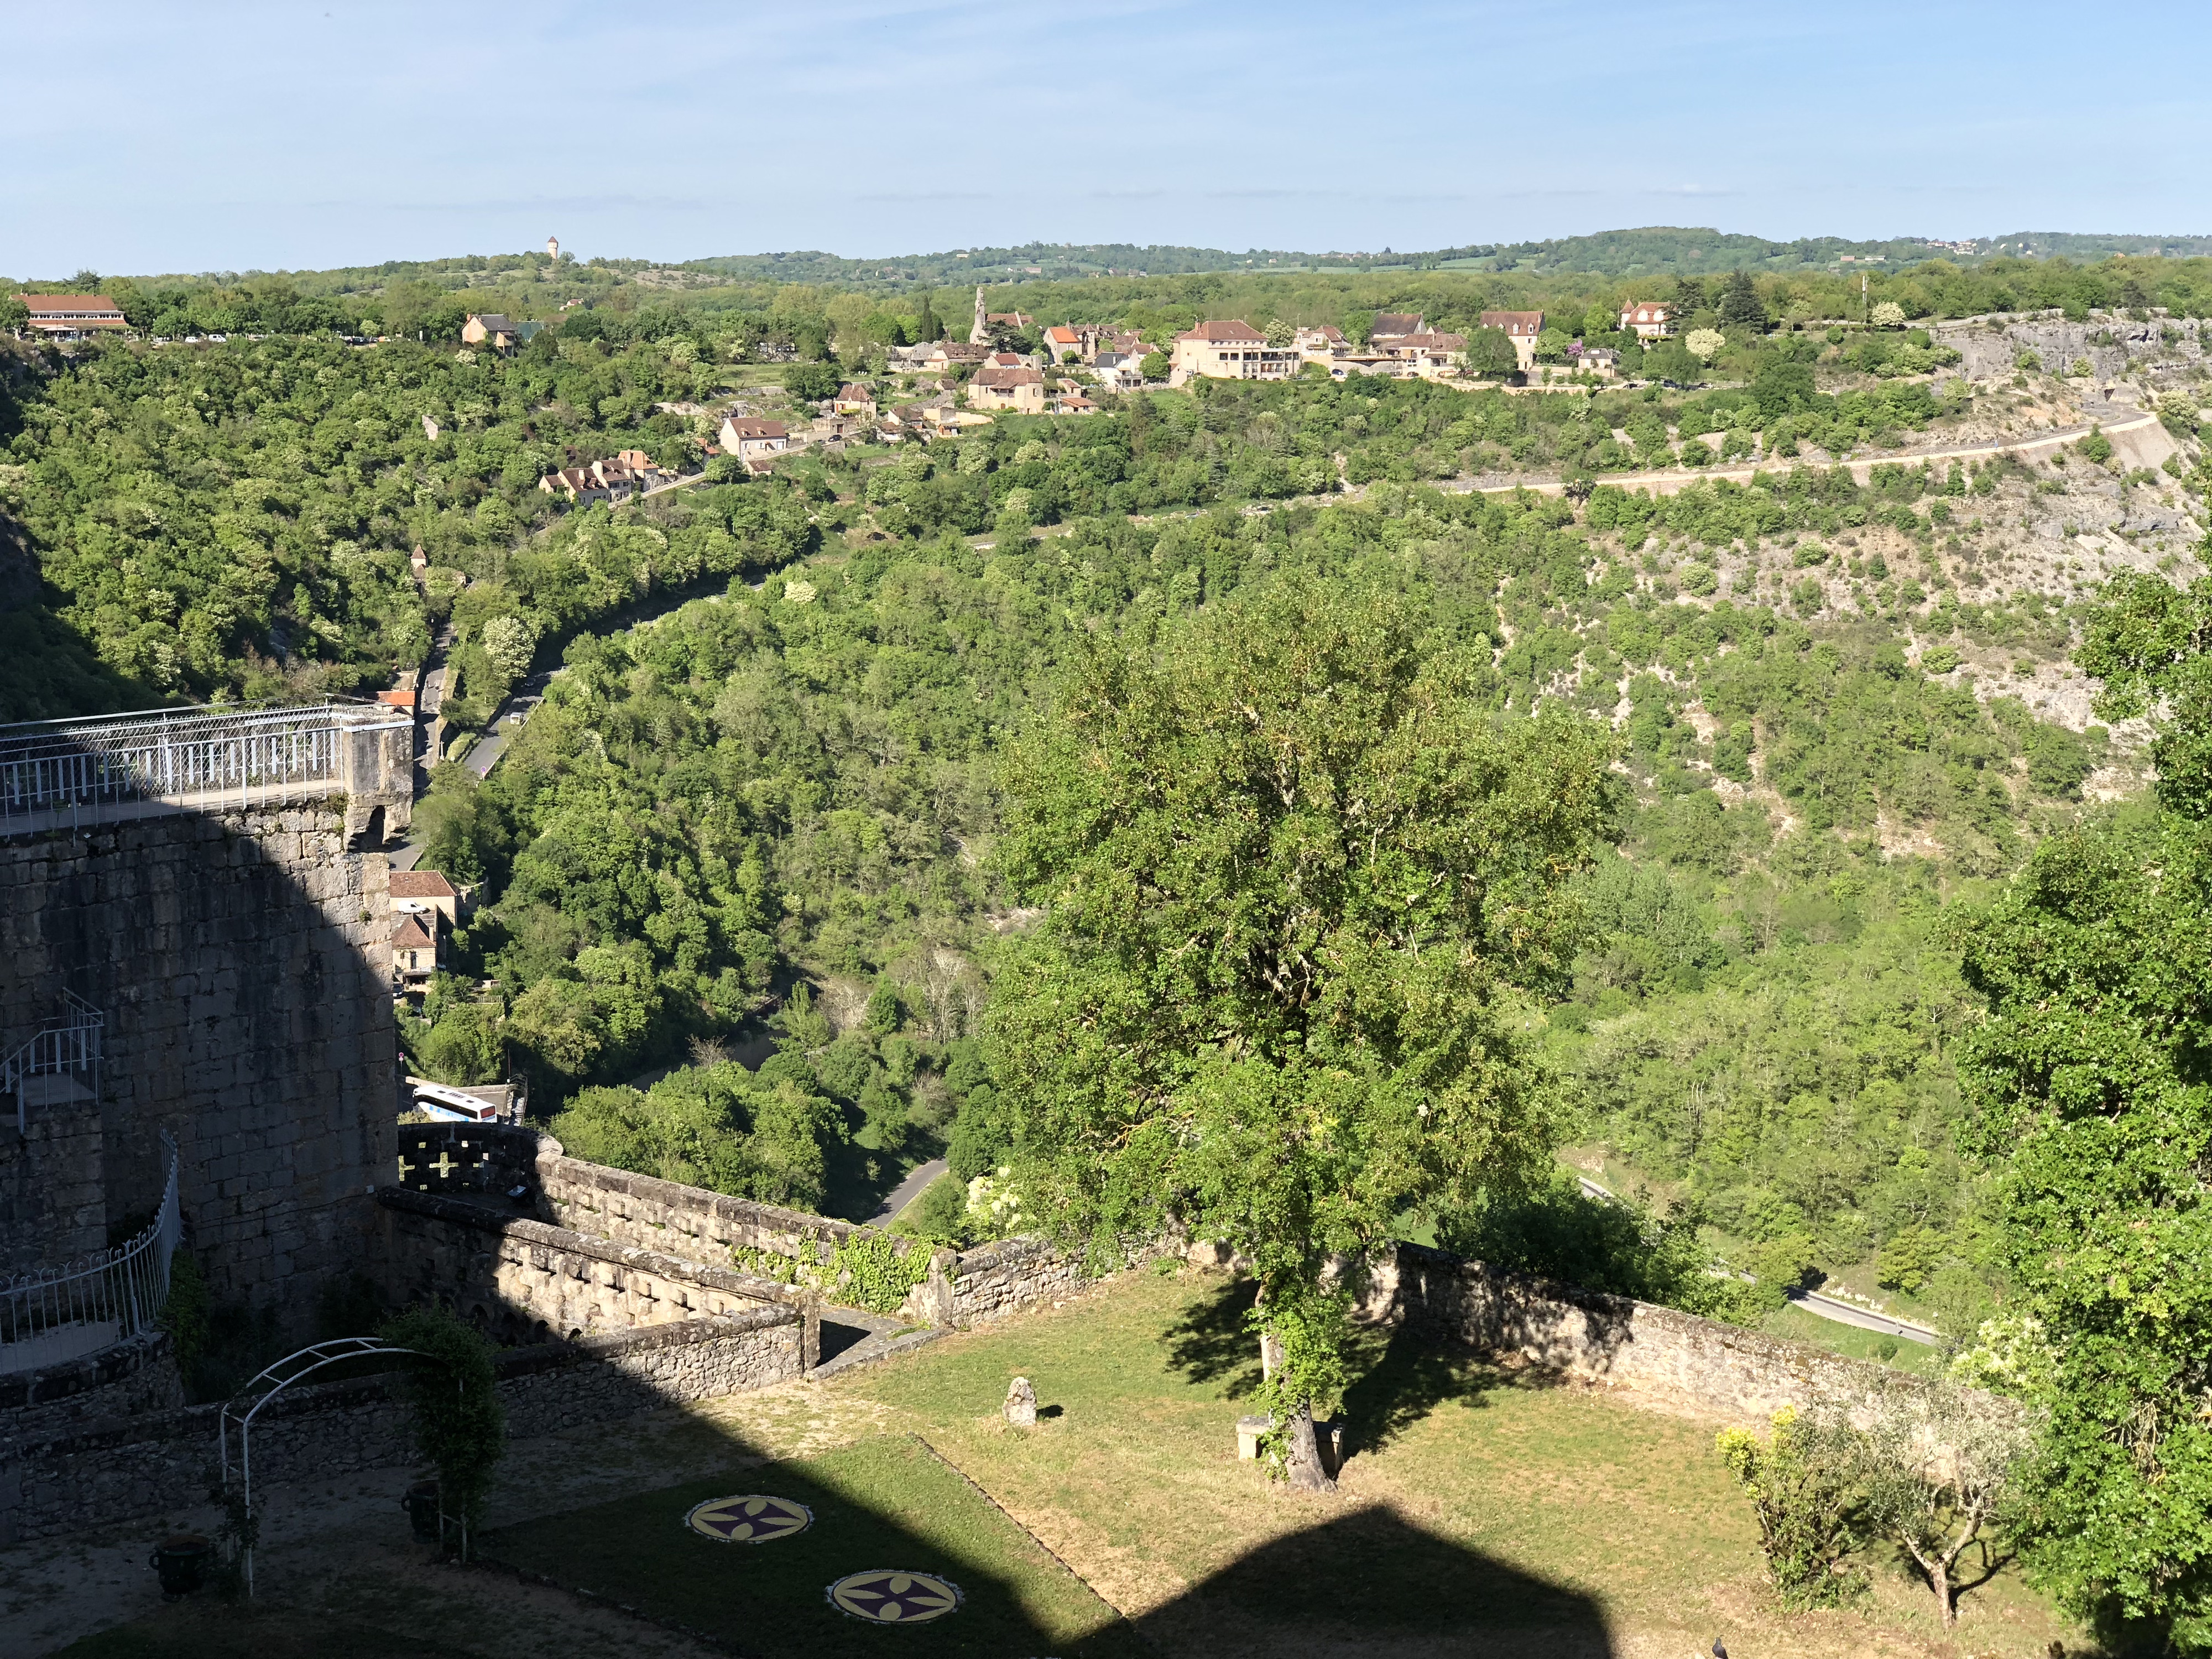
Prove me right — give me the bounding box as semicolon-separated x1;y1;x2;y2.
149;1534;211;1600
402;1479;442;1542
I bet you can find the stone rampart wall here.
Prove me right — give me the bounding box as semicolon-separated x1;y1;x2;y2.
0;806;395;1323
375;1187;816;1366
0;1307;801;1543
0;1331;185;1438
906;1234;1171;1328
1385;1242;2002;1425
533;1152;863;1271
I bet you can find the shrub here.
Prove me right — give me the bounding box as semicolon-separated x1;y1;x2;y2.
379;1305;505;1548
1717;1407;1864;1607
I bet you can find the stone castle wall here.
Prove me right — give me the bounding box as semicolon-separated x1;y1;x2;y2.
1383;1242;2007;1425
0;1307;801;1543
0;804;396;1324
377;1186;818;1366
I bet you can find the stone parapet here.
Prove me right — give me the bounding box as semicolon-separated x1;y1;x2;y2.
0;1330;185;1438
0;1306;801;1544
375;1186;818;1367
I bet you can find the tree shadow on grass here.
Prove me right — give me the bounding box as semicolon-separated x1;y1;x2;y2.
1141;1503;1615;1658
1160;1274;1261;1397
1338;1317;1501;1460
1166;1274;1500;1457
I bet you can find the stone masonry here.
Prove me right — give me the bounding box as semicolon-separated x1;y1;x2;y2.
377;1185;820;1366
0;803;397;1323
0;1307;801;1543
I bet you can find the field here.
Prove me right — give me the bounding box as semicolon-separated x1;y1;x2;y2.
59;1264;2084;1659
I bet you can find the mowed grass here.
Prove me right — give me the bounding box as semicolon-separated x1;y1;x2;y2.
481;1434;1144;1659
800;1265;2084;1659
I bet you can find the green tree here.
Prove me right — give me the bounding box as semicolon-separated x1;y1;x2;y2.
1464;326;1520;378
1581;303;1615;340
0;295;27;335
1850;1386;2030;1627
1718;270;1768;332
1139;349;1170;383
1945;568;2212;1651
786;362;839;402
990;576;1619;1490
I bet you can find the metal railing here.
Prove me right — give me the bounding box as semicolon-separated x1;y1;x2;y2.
2;990;103;1134
0;1131;180;1354
0;699;401;826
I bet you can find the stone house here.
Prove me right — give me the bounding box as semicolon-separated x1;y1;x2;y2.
390;870;464;926
1091;351;1144;390
718;416;790;462
1479;310;1545;370
1386;332;1470;378
1169;320;1300;386
922;342;992;373
538;466;609;504
1620;301;1674;339
1369;312;1425;342
968;364;1046;414
392;912;438;989
462;314;527;351
834;383;877;416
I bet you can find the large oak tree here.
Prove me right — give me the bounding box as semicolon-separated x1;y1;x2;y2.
988;575;1619;1489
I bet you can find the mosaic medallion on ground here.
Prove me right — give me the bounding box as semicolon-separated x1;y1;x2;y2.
684;1494;813;1543
826;1569;964;1623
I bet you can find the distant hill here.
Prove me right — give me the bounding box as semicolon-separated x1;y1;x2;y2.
25;226;2211;304
681;242;1361;286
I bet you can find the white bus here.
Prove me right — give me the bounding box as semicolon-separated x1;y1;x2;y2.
408;1077;505;1124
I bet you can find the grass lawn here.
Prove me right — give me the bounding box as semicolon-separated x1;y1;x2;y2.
769;1264;2084;1659
482;1434;1143;1659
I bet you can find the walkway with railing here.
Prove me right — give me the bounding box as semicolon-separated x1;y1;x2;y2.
0;1132;180;1375
2;990;103;1135
0;699;409;832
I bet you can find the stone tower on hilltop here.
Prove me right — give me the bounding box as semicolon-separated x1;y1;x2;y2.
970;285;987;346
546;234;560;260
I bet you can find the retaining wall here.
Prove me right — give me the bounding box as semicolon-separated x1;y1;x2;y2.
377;1186;818;1366
0;1331;185;1439
0;1306;801;1544
1384;1241;2002;1425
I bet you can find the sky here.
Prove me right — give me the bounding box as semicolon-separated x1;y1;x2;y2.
4;0;2209;279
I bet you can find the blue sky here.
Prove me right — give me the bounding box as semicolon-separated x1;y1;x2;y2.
4;0;2207;278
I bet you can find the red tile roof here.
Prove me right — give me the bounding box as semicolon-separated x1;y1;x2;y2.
392;914;436;951
20;294;123;315
391;870;457;899
975;364;1044;388
1480;311;1544;335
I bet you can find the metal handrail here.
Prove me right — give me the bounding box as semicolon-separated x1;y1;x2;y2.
0;698;409;825
0;1131;179;1349
2;992;103;1134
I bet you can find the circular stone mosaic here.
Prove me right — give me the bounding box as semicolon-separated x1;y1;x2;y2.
684;1494;813;1544
825;1569;964;1624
